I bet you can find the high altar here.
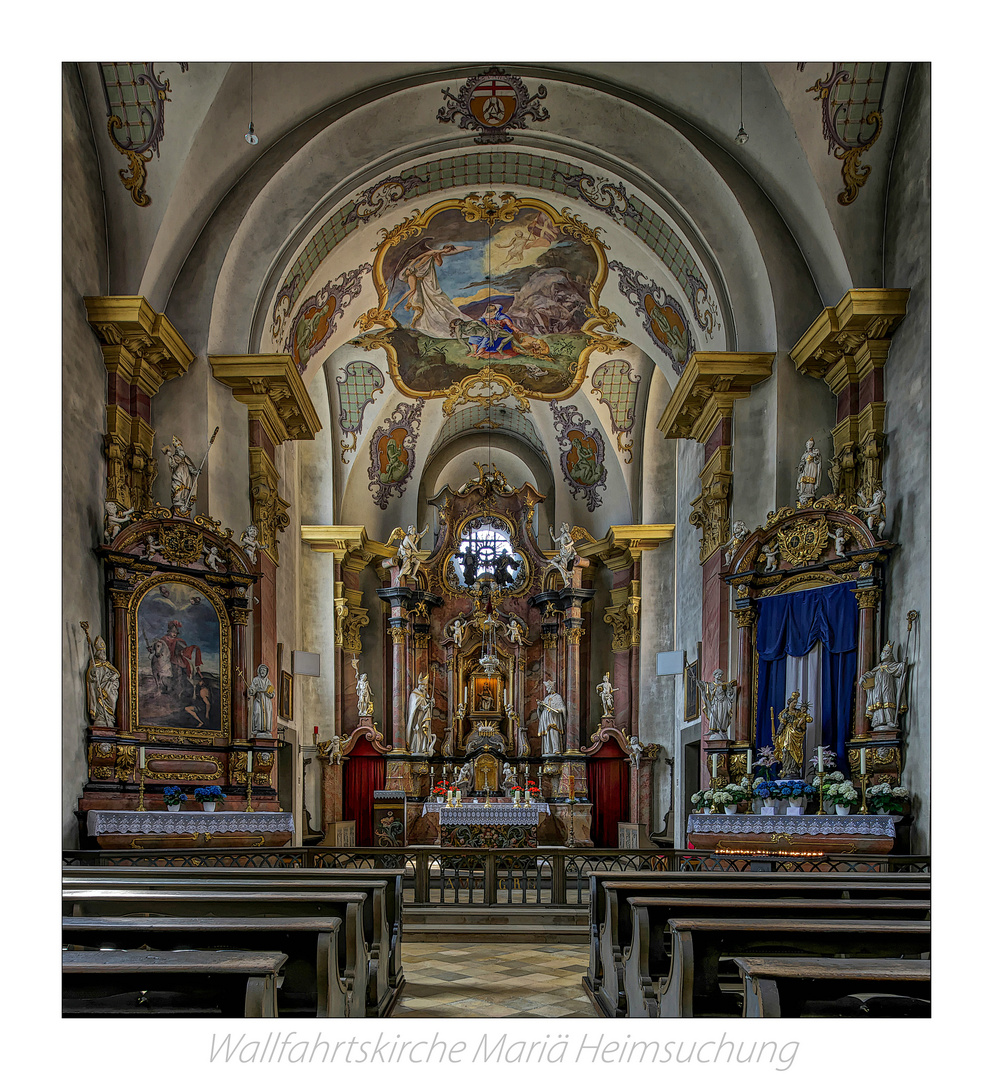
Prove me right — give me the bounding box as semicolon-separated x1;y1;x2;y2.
309;468;669;847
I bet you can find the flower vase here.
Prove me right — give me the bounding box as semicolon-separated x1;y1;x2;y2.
763;798;778;811
789;798;805;809
723;804;738;815
835;804;851;816
202;802;216;812
167;804;180;813
704;806;714;815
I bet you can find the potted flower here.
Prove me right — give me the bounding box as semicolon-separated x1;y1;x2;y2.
812;770;845;809
194;785;226;812
867;783;910;816
753;779;781;811
525;780;541;806
712;782;749;815
780;779;815;811
690;790;716;814
510;784;525;807
162;786;187;812
824;779;859;815
753;746;778;781
431;781;453;804
807;746;837;778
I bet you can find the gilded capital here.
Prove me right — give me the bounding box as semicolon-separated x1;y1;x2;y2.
658;352;775;443
856;586;881;610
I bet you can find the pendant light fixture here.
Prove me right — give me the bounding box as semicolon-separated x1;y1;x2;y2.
735;62;749;145
245;62;259;145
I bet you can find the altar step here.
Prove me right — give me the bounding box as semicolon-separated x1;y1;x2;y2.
404;904;588;943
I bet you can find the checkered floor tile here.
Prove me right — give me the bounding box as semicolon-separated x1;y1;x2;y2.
395;943;595;1018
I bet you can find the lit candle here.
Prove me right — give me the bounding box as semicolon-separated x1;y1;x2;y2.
139;747;145;769
817;746;824;772
859;747;866;775
745;749;752;774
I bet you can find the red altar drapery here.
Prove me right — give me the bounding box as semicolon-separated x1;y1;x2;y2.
342;737;384;846
588;737;630;847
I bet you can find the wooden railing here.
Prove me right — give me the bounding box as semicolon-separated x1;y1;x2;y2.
63;848;930;907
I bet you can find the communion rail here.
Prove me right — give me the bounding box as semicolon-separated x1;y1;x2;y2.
63;848;929;908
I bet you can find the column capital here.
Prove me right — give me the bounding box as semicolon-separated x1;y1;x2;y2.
657;351;775;443
209;354;322;445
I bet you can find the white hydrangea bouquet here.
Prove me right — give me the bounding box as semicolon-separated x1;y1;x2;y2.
867;783;910;815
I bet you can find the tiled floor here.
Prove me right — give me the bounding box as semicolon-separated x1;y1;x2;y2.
394;943;596;1018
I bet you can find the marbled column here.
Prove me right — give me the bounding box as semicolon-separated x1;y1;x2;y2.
629;566;642;737
733;605;757;743
564;622;583;748
388;622;408;748
229;607;250;742
320;756;343;837
854;586;880;738
701;546;732;687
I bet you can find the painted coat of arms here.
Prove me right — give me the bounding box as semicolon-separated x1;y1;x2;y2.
438;67;549;144
354;193;622;413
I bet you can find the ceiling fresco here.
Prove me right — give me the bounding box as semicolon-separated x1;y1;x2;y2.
352;192;620;412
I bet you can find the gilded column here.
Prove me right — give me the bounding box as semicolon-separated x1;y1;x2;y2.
733;604;757;743
854;584;881;738
109;588;131;734
229;606;251;742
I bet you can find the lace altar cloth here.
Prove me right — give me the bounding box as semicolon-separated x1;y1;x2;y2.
423;803;551;816
687;813;896;839
87;810;295;836
435;805;544;826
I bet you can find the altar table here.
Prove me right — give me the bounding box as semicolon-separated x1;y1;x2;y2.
426;803;548;848
85;810;294;849
687;813;898;855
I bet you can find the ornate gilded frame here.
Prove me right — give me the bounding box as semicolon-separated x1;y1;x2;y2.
441;508;534;598
354;192;624;411
128;572;232;737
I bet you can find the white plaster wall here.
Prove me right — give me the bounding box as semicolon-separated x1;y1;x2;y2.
62;63;110;847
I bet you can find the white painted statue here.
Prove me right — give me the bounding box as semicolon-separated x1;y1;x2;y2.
628;735;645;769
406;673;434;755
248;664;275;736
456;760;473;789
505;617;526;645
860;641;907;731
856;486;887;537
161;435;200;513
356;673;373;716
396;524;428;581
323;734;344;765
831;527;847;557
501;760;517;793
548;522;576;586
537;679;566;755
796;437;822;506
85;635;120;728
726;520;748;565
760;542;779;573
203;544;225;572
103;500;136;544
596;672;615;716
240;524;266;563
450;616;467;648
698;668;737;740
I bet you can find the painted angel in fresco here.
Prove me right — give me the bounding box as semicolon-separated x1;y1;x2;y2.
388;240;471;338
569;436;604;485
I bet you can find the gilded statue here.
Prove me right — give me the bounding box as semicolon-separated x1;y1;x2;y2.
772;690;813;778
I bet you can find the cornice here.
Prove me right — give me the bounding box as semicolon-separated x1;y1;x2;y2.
209;354;322;444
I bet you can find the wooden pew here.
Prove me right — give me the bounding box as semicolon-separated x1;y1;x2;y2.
622;896;931;1017
63;916;348;1017
63;949;287;1017
590;872;929;1017
63;867;404;1015
734;956;931;1017
64;886;371;1017
656;916;930;1018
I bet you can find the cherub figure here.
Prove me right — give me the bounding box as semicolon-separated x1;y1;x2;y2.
103;501;136;544
240;524;267;563
855;486;886;537
203;545;225;572
760;542;779;573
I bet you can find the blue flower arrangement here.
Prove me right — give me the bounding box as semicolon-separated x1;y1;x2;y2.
162;785;187;806
193;785;226;803
779;780;815;801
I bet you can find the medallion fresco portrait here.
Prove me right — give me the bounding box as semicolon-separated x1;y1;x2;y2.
354;193;622;410
550;402;607;511
130;577;229;734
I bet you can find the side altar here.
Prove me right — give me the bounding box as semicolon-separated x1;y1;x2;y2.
305;467;670;849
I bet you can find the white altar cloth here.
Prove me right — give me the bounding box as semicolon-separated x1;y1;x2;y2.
87;809;294;835
687;813;897;838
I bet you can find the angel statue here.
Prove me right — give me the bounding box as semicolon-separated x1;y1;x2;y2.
596;672;615;716
697;669;737;740
725;520;749;565
628;735;645;769
240;524;267;563
855;486;886;537
505;617;526;646
103;500;136;544
386;523;429;582
549;522;576;586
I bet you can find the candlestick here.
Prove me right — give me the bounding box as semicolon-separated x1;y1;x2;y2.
743;772;754;814
136;762;146;812
245;750;255;812
817;746;824;772
247;750;253;772
858;771;869;815
816;769;826;815
568;774;575;799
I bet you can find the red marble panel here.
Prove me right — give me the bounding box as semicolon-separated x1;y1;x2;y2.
859;367;885;410
704;417;733;460
700;548;730;679
836;381;855;422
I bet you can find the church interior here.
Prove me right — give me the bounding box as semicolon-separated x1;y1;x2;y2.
61;59;932;1024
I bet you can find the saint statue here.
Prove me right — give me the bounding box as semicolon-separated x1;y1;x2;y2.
356;673;373;717
596;672;615;716
859;641;907;731
698;669;737;740
84;633;120;728
395;524;428;581
772;690;814;778
549;522;576;586
406;673;434;755
796;437;822;507
501;760;517;793
162;435;200;513
248;664;275;737
537;679;566;755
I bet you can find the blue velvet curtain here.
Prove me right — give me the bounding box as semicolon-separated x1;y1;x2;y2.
754;583;858;768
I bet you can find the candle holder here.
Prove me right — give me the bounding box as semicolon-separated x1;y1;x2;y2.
743;772;754;815
816;769;827;815
137;767;147;812
566;797;576;848
858;771;869;815
245;764;255;813
484;785;492;809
